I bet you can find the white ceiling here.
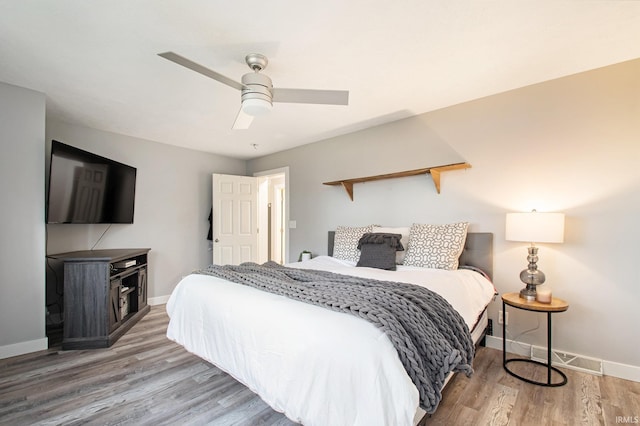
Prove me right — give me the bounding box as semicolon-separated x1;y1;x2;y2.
1;1;639;160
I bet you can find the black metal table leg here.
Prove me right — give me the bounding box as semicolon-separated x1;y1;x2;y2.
502;300;567;387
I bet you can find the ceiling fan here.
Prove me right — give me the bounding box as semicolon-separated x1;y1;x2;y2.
158;51;349;129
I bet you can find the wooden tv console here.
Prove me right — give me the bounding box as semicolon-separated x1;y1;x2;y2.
48;248;151;350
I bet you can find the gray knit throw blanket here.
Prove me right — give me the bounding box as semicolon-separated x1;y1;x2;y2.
195;262;474;413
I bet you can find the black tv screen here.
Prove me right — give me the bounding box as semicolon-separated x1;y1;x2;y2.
46;140;137;224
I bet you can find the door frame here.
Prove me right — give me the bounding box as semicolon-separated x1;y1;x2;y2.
253;166;290;264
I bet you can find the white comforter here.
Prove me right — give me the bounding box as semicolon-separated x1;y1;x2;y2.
166;256;495;426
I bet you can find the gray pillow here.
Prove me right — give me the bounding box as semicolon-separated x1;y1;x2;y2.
356;233;404;271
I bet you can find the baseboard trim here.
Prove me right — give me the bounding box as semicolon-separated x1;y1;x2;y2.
485;335;531;356
0;337;48;360
603;360;640;383
148;295;170;306
485;336;640;383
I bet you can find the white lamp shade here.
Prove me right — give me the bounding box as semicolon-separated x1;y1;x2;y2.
505;212;565;243
242;98;272;116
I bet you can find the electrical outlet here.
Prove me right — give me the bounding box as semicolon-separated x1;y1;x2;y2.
498;310;509;325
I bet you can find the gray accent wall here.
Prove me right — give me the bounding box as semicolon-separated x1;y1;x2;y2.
0;82;47;354
44;120;247;302
2;57;639;375
248;58;640;370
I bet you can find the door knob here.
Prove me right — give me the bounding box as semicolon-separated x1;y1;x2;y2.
214;238;219;242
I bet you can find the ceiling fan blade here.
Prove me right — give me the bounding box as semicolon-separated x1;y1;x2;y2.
232;107;254;130
272;88;349;105
158;52;245;91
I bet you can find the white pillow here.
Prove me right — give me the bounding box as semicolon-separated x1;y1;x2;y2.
373;226;410;264
333;225;374;262
403;222;469;270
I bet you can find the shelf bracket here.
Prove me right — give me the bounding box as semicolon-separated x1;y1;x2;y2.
431;168;442;194
341;181;354;201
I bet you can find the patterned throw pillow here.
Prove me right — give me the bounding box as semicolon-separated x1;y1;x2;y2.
403;222;469;270
333;225;374;262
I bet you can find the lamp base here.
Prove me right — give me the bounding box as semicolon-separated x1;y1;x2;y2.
518;245;545;302
519;284;537;301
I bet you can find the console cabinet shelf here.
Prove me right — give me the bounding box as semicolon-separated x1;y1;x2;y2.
48;248;151;350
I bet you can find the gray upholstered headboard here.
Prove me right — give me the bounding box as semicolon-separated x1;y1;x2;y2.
327;231;493;280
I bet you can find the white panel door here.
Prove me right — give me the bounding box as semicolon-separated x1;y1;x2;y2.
212;174;258;265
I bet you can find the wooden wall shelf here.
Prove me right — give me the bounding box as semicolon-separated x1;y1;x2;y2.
323;162;471;201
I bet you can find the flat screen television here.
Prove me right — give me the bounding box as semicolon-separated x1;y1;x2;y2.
46;140;137;224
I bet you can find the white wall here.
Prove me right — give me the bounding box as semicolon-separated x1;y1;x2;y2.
45;120;246;302
248;58;640;371
0;82;47;356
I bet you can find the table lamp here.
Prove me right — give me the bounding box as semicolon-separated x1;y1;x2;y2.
505;210;565;301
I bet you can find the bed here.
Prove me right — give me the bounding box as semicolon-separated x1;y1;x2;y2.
166;226;495;426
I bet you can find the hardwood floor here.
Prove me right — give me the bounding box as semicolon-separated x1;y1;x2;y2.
1;305;638;425
428;346;640;425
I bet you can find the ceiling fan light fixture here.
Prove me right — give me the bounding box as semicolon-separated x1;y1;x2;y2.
242;97;273;116
158;51;349;129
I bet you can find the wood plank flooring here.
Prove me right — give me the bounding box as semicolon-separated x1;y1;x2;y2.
1;305;638;425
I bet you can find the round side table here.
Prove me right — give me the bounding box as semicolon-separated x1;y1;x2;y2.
501;292;569;387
